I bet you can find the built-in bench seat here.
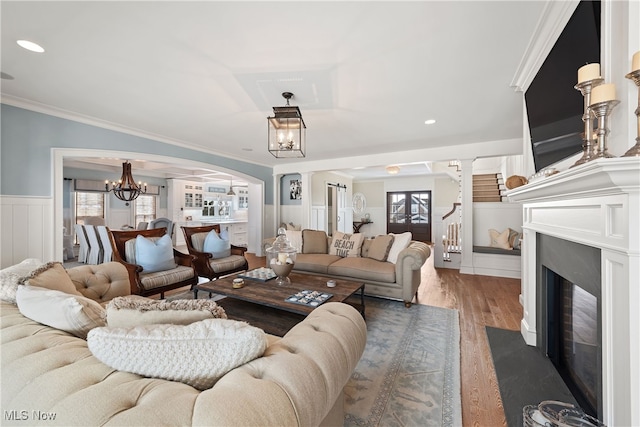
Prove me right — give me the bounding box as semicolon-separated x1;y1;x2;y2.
471;246;521;279
473;246;521;256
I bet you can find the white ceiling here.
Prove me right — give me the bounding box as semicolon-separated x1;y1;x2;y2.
1;1;548;179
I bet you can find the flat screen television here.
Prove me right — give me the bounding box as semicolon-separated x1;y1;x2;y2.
525;0;601;172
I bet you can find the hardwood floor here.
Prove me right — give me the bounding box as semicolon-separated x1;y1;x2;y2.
245;251;522;427
168;250;523;427
418;253;522;427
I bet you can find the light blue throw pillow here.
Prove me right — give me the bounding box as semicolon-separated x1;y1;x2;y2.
203;230;231;258
135;234;177;273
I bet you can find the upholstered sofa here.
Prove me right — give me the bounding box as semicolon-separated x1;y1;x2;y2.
265;230;431;307
1;261;367;426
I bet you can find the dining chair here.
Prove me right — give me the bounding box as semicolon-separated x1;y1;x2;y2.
136;221;148;230
74;224;90;263
96;226;113;263
84;224;103;264
148;217;174;237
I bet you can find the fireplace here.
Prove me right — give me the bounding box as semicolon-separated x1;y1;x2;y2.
507;158;640;426
536;234;602;418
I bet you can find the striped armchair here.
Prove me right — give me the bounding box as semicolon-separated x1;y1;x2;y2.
108;228;198;298
181;224;248;281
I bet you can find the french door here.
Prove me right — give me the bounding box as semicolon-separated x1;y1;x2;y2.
386;191;432;243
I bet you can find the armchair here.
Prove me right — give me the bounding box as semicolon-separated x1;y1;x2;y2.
108;228;198;298
181;224;249;281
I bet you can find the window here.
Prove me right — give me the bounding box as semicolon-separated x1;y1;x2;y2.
75;192;105;225
135;195;157;224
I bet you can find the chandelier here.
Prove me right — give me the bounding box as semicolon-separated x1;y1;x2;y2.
268;92;306;158
105;161;147;205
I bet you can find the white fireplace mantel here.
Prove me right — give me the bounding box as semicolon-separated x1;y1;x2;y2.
507;157;640;426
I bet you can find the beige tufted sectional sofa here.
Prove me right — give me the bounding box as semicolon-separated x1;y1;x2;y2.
1;262;367;426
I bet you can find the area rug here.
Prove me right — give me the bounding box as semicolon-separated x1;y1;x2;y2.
167;290;462;426
344;297;461;427
486;326;577;427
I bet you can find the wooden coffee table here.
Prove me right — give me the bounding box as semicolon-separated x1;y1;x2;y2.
193;271;365;336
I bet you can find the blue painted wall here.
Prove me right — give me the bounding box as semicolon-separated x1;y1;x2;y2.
1;104;274;204
280;173;302;205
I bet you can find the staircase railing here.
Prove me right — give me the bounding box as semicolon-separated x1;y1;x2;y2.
442;202;462;262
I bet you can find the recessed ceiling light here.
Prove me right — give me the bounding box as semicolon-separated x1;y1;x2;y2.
386;165;400;175
424;119;436;125
17;40;44;53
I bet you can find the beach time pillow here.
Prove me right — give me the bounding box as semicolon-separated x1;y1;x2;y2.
329;231;364;258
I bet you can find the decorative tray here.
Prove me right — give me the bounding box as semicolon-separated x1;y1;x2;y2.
285;290;333;307
238;267;277;282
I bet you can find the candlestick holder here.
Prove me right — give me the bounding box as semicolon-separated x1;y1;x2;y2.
623;69;640;157
590;99;620;159
572;78;603;167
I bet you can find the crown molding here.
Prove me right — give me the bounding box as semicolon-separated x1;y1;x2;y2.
0;94;271;169
510;0;580;92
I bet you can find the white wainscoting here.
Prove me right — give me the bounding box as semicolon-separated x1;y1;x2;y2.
0;196;53;268
311;205;326;232
471;252;521;279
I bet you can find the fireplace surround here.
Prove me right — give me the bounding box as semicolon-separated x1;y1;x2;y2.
508;157;640;426
537;234;602;418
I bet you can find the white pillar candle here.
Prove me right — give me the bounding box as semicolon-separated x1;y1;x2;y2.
590;83;616;105
278;252;287;263
578;63;600;83
632;51;640;72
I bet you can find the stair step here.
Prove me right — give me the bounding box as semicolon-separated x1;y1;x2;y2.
473;178;499;184
473;183;500;190
473;196;503;202
474;189;501;196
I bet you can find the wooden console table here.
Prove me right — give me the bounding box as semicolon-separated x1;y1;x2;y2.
353;221;372;233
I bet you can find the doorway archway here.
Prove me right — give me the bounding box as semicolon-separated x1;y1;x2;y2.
52;148;265;261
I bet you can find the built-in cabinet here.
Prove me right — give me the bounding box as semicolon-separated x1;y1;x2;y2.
168;178;249;248
183;184;204;208
207;222;248;247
